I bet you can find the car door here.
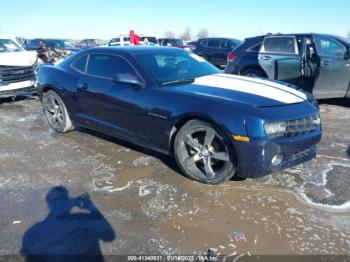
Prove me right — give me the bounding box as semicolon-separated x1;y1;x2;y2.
75;53;150;144
219;40;235;66
312;35;350;99
206;39;221;65
258;36;302;85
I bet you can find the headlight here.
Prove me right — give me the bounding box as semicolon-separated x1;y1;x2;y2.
264;121;287;137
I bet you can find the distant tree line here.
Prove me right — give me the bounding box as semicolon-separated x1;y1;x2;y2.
164;27;209;41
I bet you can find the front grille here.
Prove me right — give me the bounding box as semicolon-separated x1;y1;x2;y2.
285;115;320;137
0;65;36;85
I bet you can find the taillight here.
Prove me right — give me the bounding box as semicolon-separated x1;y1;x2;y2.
227;53;237;62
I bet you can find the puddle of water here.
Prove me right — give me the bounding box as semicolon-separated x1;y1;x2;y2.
95;166;157;192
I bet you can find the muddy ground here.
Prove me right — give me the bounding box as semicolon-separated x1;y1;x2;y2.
0;96;349;259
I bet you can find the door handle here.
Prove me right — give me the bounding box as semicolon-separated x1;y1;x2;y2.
322;60;330;66
261;55;272;61
79;83;89;90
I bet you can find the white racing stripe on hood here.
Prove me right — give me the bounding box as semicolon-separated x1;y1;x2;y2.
217;73;307;100
193;74;305;104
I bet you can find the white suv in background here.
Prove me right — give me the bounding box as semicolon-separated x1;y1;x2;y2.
108;35;131;46
0;37;39;98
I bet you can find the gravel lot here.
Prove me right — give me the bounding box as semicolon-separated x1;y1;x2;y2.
0;96;349;258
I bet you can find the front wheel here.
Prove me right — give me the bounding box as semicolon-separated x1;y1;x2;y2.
42;90;74;132
174;120;236;184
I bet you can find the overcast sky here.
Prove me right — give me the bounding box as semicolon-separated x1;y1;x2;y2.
1;0;349;40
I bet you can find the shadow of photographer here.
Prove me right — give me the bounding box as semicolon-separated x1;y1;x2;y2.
21;186;116;261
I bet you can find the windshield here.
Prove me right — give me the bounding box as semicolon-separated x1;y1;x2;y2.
46;40;75;49
0;39;23;53
135;49;220;85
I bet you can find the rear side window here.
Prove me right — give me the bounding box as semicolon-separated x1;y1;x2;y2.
71;55;88;73
261;37;297;54
87;54;136;79
247;42;262;52
207;40;220;48
200;40;208;47
221;40;234;49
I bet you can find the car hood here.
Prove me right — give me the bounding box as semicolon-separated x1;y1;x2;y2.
170;73;308;107
0;50;38;66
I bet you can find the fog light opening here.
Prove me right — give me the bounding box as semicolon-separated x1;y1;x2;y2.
271;154;284;166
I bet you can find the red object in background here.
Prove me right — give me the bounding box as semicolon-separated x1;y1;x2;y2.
130;30;140;45
227;53;237;62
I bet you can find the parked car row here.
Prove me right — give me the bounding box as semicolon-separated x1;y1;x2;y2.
2;32;350;101
4;30;349;184
107;35;189;49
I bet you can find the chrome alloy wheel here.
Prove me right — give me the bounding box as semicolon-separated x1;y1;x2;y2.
44;94;65;130
180;126;231;180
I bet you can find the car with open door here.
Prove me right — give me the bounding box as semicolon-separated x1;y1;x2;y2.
225;33;350;99
36;46;321;184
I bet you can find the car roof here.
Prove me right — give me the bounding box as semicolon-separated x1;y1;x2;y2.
198;37;240;41
32;38;69;41
78;46;183;55
249;33;343;40
158;38;180;40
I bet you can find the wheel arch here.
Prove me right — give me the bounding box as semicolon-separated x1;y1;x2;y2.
240;65;268;78
169;114;238;163
41;84;76;123
39;84;59;101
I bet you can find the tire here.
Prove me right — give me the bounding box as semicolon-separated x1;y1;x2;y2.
174;120;236;184
241;69;264;78
42;90;74;132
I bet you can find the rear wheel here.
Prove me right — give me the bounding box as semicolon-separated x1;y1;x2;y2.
42;90;74;132
174;120;236;184
241;69;264;78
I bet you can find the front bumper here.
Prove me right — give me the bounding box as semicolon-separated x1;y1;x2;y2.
233;129;322;178
0;80;37;98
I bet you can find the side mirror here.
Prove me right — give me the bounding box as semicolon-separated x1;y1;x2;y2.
113;73;144;87
334;48;348;59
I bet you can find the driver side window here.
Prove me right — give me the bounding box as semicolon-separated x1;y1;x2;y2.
314;36;345;57
86;54;137;79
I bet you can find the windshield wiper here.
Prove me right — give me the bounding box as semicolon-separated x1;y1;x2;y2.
161;78;195;86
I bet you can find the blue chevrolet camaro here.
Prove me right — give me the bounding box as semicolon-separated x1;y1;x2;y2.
37;46;322;184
